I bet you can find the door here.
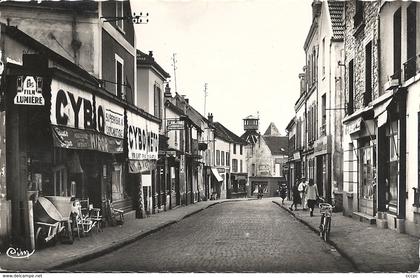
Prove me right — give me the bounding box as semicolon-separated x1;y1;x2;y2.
316;156;324;197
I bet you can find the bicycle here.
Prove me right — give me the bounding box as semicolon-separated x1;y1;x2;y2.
318;198;334;241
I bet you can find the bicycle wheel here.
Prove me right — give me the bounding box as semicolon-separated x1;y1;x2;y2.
323;217;331;241
319;215;325;238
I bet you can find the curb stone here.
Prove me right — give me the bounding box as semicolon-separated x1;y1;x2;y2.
272;200;360;272
50;201;224;271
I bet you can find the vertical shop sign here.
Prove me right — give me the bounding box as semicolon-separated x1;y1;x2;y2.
127;111;159;160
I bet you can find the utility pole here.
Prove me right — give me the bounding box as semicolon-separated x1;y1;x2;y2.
203;83;208;116
171;53;178;93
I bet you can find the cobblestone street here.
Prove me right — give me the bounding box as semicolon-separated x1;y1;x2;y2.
66;199;355;272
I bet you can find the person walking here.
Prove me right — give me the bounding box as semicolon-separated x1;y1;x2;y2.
298;178;307;210
305;179;319;217
289;181;301;211
279;183;287;205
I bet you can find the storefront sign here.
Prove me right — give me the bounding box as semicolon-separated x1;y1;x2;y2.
127;111;159;160
167;118;184;131
14;76;44;106
52;126;123;153
128;160;156;174
50;80;95;130
96;96;124;139
293;152;301;160
217;168;225;173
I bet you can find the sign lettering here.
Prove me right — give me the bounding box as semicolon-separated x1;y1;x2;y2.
127;111;159;160
14;76;44;106
50;79;125;139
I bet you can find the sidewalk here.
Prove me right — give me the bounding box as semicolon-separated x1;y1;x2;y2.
0;199;234;272
273;199;419;272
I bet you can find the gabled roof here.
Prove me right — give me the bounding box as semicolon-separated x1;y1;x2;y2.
263;136;288;156
137;50;170;79
213;122;248;145
240;130;259;145
243;115;258;120
328;1;345;40
264;122;280;136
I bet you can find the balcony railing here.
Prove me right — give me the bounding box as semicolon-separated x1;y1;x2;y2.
403;55;418;81
388;54;420;89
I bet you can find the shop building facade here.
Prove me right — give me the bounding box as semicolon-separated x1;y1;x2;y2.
300;0;345;206
342;0;380;222
0;24;159;250
211;121;248;199
377;1;417;235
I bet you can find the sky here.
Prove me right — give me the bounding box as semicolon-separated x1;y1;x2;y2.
133;0;313;136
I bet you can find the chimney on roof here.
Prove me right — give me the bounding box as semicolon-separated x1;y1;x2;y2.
164;83;172;98
312;0;322;19
208;113;213;123
148;51;153;57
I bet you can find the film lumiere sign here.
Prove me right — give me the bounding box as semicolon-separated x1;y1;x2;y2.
50;79;124;153
14;76;45;106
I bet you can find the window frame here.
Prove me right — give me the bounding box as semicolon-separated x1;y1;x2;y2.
232;159;238;172
154;83;162;118
115;53;124;99
115;1;125;33
221;151;225;166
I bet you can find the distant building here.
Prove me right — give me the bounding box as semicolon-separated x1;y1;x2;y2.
211;121;248;199
241;116;288;197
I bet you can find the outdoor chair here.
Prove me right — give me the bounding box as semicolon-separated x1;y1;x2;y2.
105;199;124;226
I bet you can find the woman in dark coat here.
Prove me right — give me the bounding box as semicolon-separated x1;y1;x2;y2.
289;181;301;211
279;184;287;205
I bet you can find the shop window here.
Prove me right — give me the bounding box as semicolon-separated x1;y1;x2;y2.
53;166;68;197
386;121;399;213
359;143;375;200
232;159;238;172
216;150;220;166
111;164;124;202
115;54;124;99
221;151;225;166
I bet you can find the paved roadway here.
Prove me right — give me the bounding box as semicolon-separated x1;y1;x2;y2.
66;199;355;272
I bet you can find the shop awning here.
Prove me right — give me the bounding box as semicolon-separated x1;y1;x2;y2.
52;126;123;153
374;98;393;127
211;168;224;182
